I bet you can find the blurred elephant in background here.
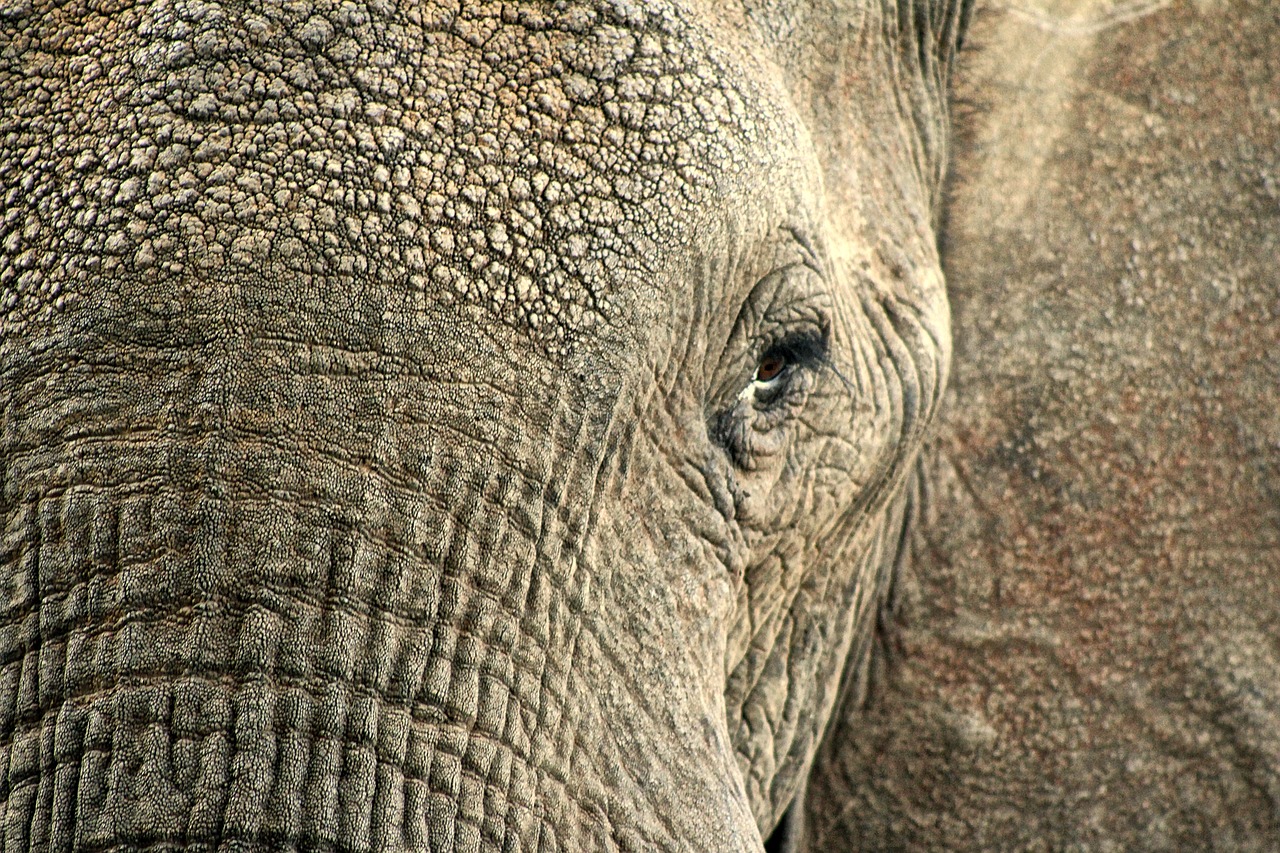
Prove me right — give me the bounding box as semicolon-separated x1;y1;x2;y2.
800;0;1280;849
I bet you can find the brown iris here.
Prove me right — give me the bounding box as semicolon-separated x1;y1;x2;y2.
755;353;786;382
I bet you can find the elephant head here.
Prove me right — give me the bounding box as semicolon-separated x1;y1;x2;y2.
0;0;969;848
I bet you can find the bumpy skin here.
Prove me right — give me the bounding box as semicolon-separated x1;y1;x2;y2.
0;0;968;850
800;0;1280;849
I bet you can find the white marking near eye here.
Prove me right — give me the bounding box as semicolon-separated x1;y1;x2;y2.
738;375;781;402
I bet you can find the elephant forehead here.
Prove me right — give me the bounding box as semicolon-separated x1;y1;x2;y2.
1;0;812;352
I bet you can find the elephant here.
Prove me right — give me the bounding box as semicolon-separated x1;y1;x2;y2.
797;0;1280;849
0;0;971;850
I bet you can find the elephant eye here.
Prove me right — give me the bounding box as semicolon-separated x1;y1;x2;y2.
751;332;826;390
754;353;788;383
714;328;830;468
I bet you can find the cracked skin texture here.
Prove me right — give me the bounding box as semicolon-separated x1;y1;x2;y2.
800;0;1280;849
0;0;969;850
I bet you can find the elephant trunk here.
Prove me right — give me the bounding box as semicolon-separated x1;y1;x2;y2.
0;286;760;851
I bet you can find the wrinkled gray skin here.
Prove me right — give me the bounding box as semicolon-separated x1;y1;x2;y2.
800;0;1280;849
0;0;969;850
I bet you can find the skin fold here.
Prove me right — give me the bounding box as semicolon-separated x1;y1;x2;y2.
801;0;1280;849
0;1;968;850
